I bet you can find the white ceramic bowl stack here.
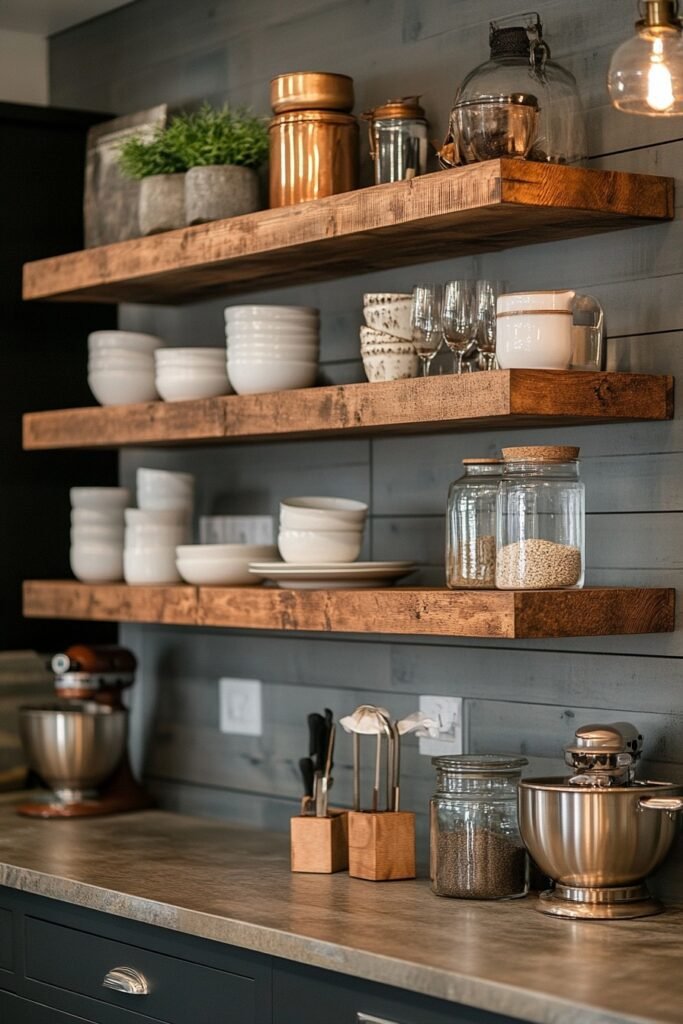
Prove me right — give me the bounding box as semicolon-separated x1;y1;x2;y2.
154;348;231;401
278;496;368;564
88;331;162;406
123;469;195;585
176;543;278;585
69;487;130;583
225;305;320;395
361;294;418;383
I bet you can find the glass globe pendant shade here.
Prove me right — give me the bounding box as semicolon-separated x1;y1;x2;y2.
608;2;683;114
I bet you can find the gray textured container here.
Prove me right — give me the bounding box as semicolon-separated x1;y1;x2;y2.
185;164;260;225
138;173;186;235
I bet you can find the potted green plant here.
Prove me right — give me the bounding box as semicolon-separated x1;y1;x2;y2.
118;129;187;236
173;104;268;225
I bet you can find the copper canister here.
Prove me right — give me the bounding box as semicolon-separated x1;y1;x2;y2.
269;110;358;207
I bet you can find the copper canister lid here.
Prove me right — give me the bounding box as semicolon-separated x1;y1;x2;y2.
502;445;580;462
363;95;426;121
270;72;354;114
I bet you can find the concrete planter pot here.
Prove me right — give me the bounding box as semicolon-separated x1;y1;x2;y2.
138;173;186;235
185;164;260;225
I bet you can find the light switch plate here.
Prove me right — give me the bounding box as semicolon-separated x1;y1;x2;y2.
418;695;464;756
219;678;263;736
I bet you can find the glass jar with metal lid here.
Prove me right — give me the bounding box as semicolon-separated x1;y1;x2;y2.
445;458;501;589
495;445;585;590
362;96;428;184
430;754;529;899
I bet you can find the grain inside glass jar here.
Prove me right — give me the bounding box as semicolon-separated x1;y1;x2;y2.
446;459;501;589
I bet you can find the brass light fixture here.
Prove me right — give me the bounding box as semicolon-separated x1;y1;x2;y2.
608;0;683;114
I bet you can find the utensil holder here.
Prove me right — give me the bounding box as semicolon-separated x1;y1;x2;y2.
348;810;416;881
290;810;349;874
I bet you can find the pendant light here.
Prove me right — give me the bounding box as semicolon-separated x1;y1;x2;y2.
608;0;683;114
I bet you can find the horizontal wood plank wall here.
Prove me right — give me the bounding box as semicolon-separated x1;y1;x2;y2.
50;0;683;898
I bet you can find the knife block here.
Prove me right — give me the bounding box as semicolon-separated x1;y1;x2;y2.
290;810;349;873
347;810;416;881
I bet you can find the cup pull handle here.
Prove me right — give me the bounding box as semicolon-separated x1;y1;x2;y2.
639;796;683;813
102;966;150;995
357;1014;398;1024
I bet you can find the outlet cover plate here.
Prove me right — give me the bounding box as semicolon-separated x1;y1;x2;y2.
418;695;464;756
219;677;262;736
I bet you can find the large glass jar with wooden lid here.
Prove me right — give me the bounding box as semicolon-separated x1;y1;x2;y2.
496;445;585;590
446;458;501;589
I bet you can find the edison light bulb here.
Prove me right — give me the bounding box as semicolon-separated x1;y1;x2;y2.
647;37;675;110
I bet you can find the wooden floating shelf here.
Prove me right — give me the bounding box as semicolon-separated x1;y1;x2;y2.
22;581;675;639
22;161;673;306
23;371;674;451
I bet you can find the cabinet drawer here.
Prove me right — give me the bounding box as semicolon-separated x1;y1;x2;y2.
26;916;257;1024
0;906;13;974
274;963;520;1024
0;989;98;1023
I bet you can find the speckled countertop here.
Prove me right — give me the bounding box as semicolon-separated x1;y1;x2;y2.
0;796;680;1024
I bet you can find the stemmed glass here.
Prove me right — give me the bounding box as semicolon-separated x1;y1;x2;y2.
441;280;479;373
476;280;505;370
410;284;443;377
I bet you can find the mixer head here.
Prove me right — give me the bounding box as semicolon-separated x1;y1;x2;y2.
51;644;136;702
564;722;643;787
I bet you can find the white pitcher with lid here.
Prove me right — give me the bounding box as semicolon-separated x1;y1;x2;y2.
496;289;575;370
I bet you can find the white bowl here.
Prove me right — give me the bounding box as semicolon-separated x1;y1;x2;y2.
176;543;277;560
137;495;194;513
137;468;194;494
227;346;319;363
362;350;419;382
227;360;318;395
226;323;320;337
176;556;258;586
360;325;410;348
125;524;188;547
228;335;319;349
88;331;164;354
89;351;156;369
71;507;125;526
125;507;188;527
123;547;181;585
278;528;363;564
156;372;231;402
88;370;158;406
70;544;124;583
280;496;368;522
363;293;412;305
362;299;413;341
70;487;130;511
71;524;124;543
155;347;226;361
225;305;319;322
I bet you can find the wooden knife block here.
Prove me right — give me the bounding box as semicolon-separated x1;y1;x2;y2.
348;810;416;881
290;810;349;873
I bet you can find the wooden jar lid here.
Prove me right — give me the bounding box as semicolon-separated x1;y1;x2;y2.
502;445;580;462
462;457;501;464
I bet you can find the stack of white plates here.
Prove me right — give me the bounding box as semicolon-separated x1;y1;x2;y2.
69;487;130;583
88;331;162;406
225;305;320;395
278;496;368;563
248;561;416;589
154;347;231;402
123;468;194;584
176;543;278;585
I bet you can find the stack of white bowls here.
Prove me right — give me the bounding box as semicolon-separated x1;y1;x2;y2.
225;305;320;395
154;347;231;401
123;469;195;585
70;487;130;583
176;543;278;585
361;293;418;382
278;496;368;563
88;331;162;405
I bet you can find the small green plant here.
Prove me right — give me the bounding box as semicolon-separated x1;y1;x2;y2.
118;104;269;179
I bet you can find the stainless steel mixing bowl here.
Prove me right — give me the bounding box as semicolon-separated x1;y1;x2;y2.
519;778;683;888
19;702;127;803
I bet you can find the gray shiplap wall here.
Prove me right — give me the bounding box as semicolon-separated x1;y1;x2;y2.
50;0;683;895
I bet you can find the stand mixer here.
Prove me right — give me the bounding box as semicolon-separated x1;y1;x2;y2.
519;722;683;919
17;644;151;818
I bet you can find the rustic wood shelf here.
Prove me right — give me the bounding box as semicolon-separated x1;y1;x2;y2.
22;371;673;451
22;581;675;639
22;161;673;306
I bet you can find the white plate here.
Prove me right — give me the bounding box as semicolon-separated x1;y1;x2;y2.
248;560;416;588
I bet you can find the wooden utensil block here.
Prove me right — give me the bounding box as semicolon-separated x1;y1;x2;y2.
290;811;348;873
348;811;416;881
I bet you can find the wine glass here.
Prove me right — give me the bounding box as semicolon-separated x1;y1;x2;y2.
410;284;443;377
476;280;505;370
441;280;478;373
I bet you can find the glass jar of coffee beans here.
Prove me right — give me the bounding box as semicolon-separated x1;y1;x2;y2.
430;755;528;900
446;459;501;589
496;445;585;590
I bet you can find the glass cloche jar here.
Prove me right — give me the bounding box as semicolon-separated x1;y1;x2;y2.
452;10;587;165
446;459;501;589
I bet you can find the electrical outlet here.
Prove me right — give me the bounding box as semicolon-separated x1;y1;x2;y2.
418;695;464;756
219;678;262;736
